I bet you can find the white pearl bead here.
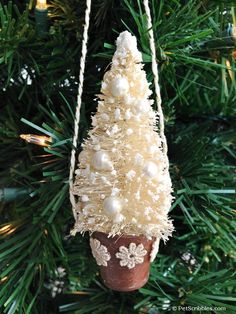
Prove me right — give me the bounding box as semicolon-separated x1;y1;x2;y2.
103;197;122;216
143;161;159;178
110;77;129;97
92;151;112;170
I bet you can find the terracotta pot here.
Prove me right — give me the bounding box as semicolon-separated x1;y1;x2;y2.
90;231;154;292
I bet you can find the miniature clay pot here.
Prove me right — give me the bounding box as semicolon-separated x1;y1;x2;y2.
90;231;154;292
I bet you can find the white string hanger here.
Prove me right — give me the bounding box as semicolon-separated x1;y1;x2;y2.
69;0;92;219
143;0;171;262
143;0;169;165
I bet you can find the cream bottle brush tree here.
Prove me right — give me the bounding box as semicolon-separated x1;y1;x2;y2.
73;31;173;244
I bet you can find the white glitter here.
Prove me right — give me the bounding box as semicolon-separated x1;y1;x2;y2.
148;190;160;201
89;172;96;184
148;145;159;154
126;128;133;136
93;144;101;151
88;218;95;225
91;135;99;144
114;108;121;120
124;94;133;105
125;109;132;120
144;133;152;141
100;113;109;121
101;82;107;90
75;169;80;175
111;187;120;196
135;190;141;200
111;124;119;135
113;213;125;223
81;195;89;202
91;116;97;126
126;170;136;180
101;176;112;185
135;153;143;165
135;99;150;113
144;206;153;216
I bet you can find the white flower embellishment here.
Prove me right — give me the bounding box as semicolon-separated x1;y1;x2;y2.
116;243;147;269
90;238;111;267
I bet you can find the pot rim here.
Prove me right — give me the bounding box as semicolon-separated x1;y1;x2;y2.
92;231;154;241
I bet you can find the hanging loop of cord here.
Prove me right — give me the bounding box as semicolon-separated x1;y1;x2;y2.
69;0;91;219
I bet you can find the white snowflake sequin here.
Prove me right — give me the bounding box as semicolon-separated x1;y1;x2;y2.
90;238;111;266
116;243;147;269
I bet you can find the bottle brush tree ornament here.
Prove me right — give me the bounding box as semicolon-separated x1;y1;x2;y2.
72;31;174;291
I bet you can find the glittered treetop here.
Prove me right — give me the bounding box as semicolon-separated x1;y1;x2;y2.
73;31;173;240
